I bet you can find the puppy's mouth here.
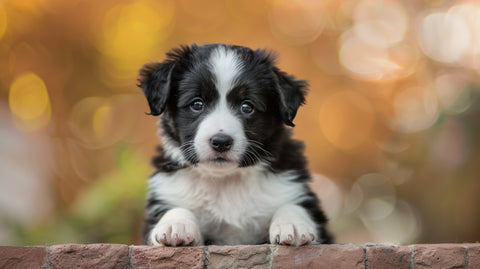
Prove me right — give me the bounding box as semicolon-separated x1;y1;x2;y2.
199;154;239;167
202;151;239;165
196;155;239;176
212;157;230;163
205;155;240;165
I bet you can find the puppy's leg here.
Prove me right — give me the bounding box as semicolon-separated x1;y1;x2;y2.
269;204;319;246
149;208;203;246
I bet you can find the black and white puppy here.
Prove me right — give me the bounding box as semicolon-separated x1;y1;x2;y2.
138;43;333;246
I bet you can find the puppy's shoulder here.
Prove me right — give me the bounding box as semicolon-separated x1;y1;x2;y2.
271;134;310;182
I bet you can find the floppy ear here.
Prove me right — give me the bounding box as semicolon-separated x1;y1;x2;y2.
272;67;308;127
137;45;194;115
137;61;175;116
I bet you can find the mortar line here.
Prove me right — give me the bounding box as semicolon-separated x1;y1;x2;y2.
364;245;369;269
128;245;134;269
204;246;209;269
410;245;415;269
42;245;50;269
465;245;469;269
268;244;276;269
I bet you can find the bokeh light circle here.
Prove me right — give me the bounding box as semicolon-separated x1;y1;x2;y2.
448;3;480;71
352;173;396;221
69;95;150;149
353;0;408;48
418;12;470;63
269;0;326;45
97;0;175;85
9;72;50;121
393;86;439;133
435;73;472;115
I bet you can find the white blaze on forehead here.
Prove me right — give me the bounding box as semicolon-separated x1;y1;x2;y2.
209;46;243;96
192;47;247;168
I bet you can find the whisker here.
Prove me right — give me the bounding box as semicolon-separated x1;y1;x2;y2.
179;140;198;163
246;139;274;158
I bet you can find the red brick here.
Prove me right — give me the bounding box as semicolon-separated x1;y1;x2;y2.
208;245;271;269
49;244;129;269
132;246;204;269
414;244;466;269
467;244;480;269
0;246;46;269
273;244;364;269
366;245;410;269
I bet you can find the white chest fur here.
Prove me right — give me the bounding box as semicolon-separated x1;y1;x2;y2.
148;165;307;244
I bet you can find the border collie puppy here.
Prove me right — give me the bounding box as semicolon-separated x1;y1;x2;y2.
138;43;333;246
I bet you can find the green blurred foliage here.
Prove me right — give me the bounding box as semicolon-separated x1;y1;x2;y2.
7;148;149;245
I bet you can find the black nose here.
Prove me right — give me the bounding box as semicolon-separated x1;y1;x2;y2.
210;134;233;152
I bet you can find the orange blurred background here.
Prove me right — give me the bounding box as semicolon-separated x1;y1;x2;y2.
1;0;479;245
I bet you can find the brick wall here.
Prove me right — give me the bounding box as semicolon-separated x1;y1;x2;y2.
0;243;479;269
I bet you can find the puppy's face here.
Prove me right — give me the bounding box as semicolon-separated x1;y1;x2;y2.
138;44;307;172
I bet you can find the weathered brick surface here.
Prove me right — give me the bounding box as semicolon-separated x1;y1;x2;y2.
366;245;410;269
467;244;480;269
208;245;271;269
273;244;364;269
49;244;129;269
1;243;480;268
0;246;46;269
132;246;204;269
414;244;466;269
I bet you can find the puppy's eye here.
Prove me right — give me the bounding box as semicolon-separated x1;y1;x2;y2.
241;101;254;114
190;98;204;112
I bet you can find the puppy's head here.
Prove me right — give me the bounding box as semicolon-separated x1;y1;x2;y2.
138;43;307;173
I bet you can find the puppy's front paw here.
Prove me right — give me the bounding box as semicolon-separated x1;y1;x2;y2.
269;204;319;246
150;219;202;246
269;222;317;246
149;208;202;246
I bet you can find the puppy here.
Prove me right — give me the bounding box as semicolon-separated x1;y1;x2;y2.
138;43;333;246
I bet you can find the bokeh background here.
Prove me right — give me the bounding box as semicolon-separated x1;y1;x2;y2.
1;0;480;246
